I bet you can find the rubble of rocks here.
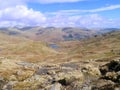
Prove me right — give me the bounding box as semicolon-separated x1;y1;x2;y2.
0;59;120;90
91;59;120;90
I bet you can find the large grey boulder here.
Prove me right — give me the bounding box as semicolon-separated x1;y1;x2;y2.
51;83;63;90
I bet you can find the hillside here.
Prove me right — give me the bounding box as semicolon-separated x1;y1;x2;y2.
0;32;57;63
0;29;120;90
0;28;120;62
0;27;100;42
59;30;120;61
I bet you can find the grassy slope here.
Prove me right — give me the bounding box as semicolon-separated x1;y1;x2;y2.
0;29;120;63
59;30;120;61
0;32;57;63
0;29;120;90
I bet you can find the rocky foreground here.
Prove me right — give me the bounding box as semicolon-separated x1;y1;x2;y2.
0;58;120;90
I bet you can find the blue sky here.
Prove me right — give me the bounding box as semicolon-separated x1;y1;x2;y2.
0;0;120;28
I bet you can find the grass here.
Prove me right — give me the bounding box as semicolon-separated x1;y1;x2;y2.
0;32;57;63
0;30;120;64
13;81;39;90
58;31;120;61
0;29;120;90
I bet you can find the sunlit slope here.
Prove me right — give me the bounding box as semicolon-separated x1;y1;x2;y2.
0;32;57;62
0;31;28;47
2;41;56;55
60;30;120;60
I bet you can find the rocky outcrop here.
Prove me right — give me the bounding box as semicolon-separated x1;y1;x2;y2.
91;79;115;90
91;59;120;90
0;77;6;90
0;59;120;90
51;83;63;90
81;64;101;77
100;59;120;83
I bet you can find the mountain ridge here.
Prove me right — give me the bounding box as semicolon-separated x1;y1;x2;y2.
0;27;119;42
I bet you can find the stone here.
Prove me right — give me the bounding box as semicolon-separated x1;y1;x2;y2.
16;70;35;81
47;70;56;75
51;83;62;90
52;70;84;88
100;59;120;75
91;79;115;90
0;77;6;89
81;64;101;77
99;59;120;83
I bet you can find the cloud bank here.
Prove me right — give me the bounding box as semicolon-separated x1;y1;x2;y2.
48;5;120;15
0;5;119;28
0;0;120;28
0;5;46;27
0;0;85;8
35;0;84;4
45;14;120;28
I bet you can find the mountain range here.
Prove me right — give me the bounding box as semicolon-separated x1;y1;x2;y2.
0;27;119;43
0;26;120;90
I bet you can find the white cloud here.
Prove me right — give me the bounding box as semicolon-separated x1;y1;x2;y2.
0;0;120;28
0;6;119;28
0;0;27;9
0;0;85;9
87;4;120;12
0;5;46;27
43;14;120;28
48;4;120;15
35;0;84;4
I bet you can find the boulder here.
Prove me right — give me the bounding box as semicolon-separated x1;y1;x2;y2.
16;69;35;81
53;70;84;86
99;59;120;83
0;77;6;89
91;79;115;90
100;59;120;75
50;83;63;90
81;64;101;77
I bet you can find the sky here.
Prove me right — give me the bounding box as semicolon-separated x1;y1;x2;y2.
0;0;120;28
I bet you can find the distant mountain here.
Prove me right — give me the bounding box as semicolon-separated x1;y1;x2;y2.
102;28;120;32
64;30;120;60
0;26;120;42
0;27;22;36
93;28;120;34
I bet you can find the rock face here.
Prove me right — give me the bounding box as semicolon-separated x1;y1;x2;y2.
91;59;120;90
91;79;115;90
81;64;101;77
100;59;120;83
1;59;120;90
0;77;6;89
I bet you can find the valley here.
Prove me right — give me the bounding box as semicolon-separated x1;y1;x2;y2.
0;27;120;90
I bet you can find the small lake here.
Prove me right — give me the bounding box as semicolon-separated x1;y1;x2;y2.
49;44;60;49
